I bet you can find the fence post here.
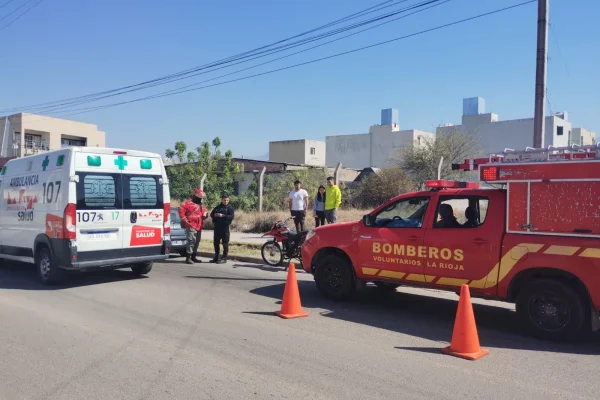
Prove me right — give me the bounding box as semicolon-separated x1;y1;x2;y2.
258;166;266;212
334;162;342;185
200;173;207;190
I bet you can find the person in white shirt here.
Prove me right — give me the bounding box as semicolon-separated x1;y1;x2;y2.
288;180;309;232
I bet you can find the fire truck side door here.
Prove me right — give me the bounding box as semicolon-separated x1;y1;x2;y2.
357;195;431;282
423;194;500;290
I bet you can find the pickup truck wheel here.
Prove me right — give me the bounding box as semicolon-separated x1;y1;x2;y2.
131;262;153;276
516;279;588;341
374;282;400;291
37;247;63;285
315;254;355;300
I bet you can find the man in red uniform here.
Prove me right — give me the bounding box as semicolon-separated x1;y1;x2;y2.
178;189;208;264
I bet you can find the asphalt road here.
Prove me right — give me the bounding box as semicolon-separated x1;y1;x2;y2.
0;258;599;400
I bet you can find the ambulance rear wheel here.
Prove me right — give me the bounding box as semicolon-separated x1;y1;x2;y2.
37;247;63;285
315;254;355;301
131;262;153;275
516;279;588;342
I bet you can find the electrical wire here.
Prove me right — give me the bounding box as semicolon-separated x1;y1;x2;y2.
11;0;536;126
0;0;46;32
23;0;448;115
0;0;21;10
0;0;33;22
0;0;416;114
6;0;437;114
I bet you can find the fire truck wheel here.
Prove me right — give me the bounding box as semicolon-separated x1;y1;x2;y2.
374;282;400;291
516;279;588;341
315;254;355;301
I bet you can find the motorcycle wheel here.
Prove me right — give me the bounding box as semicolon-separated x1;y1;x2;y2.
261;241;284;266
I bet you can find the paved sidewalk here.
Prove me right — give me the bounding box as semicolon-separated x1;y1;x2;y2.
202;230;267;245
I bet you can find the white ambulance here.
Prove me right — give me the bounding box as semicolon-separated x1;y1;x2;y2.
0;147;172;284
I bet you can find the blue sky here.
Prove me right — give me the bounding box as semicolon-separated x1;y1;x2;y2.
1;0;598;159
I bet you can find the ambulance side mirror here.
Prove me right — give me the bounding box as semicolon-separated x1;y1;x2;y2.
362;214;373;227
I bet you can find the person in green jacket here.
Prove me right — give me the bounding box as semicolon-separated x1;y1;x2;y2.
324;176;341;224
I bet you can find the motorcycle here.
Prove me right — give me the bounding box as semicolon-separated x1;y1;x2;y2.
260;216;308;270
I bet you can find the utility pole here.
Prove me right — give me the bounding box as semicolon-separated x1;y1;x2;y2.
533;0;549;148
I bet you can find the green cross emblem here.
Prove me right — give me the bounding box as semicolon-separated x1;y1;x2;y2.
42;156;50;171
114;155;128;170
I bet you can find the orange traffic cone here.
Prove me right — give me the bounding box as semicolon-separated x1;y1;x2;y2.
275;263;308;319
442;284;489;361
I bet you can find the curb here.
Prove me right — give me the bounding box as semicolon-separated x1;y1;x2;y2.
196;251;264;265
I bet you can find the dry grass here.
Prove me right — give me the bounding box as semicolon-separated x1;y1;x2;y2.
195;209;367;233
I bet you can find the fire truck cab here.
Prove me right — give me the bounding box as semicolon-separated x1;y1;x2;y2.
301;145;600;341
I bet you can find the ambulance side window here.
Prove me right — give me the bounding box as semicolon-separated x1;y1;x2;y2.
433;196;489;229
374;197;430;228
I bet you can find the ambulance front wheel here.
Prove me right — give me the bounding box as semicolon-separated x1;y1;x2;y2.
516;279;589;342
37;247;63;285
131;262;153;276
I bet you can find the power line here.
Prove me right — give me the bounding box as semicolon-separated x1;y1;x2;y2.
549;21;571;77
0;0;46;32
13;0;536;127
0;0;33;22
6;0;435;114
0;0;416;114
21;0;448;115
0;0;20;10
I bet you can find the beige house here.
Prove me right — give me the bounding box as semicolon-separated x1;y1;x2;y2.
0;113;105;158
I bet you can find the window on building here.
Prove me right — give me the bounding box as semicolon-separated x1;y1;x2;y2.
62;138;87;148
557;126;564;136
310;147;316;155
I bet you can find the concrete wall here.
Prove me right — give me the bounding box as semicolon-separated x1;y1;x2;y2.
437;115;572;154
325;133;370;169
303;139;326;166
269;140;306;165
571;128;596;146
370;128;434;168
269;139;325;166
0;113;105;158
326;124;435;169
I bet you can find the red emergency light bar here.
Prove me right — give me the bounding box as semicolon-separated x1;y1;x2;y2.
425;180;479;189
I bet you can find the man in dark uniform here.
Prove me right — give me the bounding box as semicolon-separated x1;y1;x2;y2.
210;193;235;264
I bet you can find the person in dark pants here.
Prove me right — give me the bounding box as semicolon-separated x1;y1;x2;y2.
288;179;309;232
210;193;235;264
313;185;326;227
178;189;208;264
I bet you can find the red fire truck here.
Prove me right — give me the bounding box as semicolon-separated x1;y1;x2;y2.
301;145;600;341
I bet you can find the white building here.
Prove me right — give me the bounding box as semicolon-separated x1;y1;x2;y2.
436;97;596;153
325;108;434;169
269;139;325;166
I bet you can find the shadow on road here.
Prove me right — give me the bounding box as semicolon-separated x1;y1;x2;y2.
250;280;600;355
0;262;147;290
185;275;285;282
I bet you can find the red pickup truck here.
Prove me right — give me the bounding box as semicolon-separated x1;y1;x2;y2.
301;146;600;341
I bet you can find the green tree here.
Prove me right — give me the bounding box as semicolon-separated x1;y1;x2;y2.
165;137;240;208
354;168;416;209
241;169;328;212
391;128;482;187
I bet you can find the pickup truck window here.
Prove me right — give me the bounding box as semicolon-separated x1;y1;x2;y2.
434;196;489;228
374;197;429;228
